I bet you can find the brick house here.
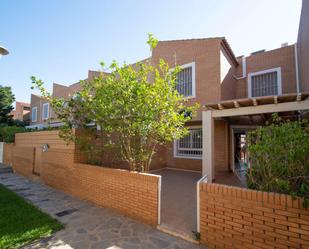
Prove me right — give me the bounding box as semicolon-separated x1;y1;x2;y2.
10;101;30;125
28;1;309;182
28;70;100;128
151;37;308;183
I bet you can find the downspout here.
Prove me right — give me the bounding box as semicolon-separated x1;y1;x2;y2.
233;56;246;80
294;43;300;94
242;56;246;78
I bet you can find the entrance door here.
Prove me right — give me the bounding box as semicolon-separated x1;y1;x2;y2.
234;131;248;172
230;126;257;172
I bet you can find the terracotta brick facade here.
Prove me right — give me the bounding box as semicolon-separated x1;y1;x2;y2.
3;143;14;166
298;0;309;92
30;94;49;126
41;149;159;225
235;45;298;99
10;131;160;225
10;101;30;124
199;183;309;249
28;33;305;172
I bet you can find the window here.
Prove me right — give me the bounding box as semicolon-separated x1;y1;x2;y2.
31;107;37;122
174;128;202;159
248;67;282;97
42;103;49;120
175;62;196;98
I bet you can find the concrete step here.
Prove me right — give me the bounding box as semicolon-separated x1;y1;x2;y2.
0;166;13;174
157;224;199;244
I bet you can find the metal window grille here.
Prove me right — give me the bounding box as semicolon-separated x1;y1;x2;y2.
32;108;37;122
176;128;202;158
251;71;278;97
43;104;49;120
175;67;193;97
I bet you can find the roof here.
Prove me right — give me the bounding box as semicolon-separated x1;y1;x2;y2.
220;38;238;66
159;37;225;43
16;101;30;106
204;93;309;110
158;37;238;67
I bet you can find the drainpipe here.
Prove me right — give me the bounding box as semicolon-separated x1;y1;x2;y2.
233;56;247;80
294;43;300;94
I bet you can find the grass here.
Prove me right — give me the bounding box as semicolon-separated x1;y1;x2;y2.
0;184;64;249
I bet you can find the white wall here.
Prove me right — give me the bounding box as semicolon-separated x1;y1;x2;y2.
220;50;232;84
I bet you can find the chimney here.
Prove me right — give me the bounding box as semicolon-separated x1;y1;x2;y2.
250;49;265;56
281;42;288;47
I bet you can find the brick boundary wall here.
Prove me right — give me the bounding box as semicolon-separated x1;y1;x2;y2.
11;146;160;225
3;143;14;166
199;183;309;249
12;146;35;177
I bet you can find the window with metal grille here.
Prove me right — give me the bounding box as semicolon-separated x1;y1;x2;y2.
42;103;49;120
174;128;202;159
175;66;193;97
31;107;37;122
249;68;282;97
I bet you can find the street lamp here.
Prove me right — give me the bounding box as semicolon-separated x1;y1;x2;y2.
0;46;9;58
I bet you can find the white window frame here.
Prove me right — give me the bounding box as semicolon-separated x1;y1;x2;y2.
42;103;49;120
173;126;202;160
248;67;282;98
171;62;196;99
31;106;37;122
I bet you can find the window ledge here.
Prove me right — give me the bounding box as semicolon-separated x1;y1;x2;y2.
174;155;202;160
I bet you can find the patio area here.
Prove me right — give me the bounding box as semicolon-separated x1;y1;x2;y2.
154;169;202;239
214;163;247;188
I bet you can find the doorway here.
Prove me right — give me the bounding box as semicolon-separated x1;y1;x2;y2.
230;126;257;186
154;169;201;240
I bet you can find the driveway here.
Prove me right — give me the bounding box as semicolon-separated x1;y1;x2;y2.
0;173;207;249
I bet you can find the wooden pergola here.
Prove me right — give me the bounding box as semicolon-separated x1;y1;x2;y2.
202;93;309;181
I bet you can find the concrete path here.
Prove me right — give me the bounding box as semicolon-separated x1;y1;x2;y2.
0;173;207;249
154;169;201;238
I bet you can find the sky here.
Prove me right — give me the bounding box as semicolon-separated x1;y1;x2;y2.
0;0;302;104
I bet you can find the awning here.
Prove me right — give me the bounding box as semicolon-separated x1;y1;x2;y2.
204;93;309;111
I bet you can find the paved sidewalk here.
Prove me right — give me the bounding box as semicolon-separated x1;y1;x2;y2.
0;173;207;249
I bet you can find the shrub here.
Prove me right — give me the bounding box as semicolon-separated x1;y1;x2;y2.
0;126;27;143
247;115;309;207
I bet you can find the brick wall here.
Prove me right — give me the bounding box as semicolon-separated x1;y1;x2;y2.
199;183;309;249
152;38;222;121
3;143;14;166
214;120;229;174
40;149;159;225
12;146;35;176
236;46;297;99
15;130;75;150
298;0;309;92
30;94;49;126
11;131;160;225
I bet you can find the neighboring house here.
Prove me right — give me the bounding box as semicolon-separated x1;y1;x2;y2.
28;70;101;128
10;101;30;125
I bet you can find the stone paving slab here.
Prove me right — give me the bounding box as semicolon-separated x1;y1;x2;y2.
0;173;207;249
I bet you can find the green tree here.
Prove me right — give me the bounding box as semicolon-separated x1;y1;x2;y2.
247;115;309;206
0;85;15;124
31;34;198;172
